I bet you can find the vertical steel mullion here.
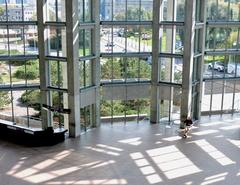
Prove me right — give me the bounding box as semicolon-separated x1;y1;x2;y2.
125;0;127;21
56;27;60;57
7;25;10;56
26;89;30;128
5;1;8;22
124;82;127;125
111;57;113;82
21;0;24;21
84;107;87;131
83;30;86;56
237;27;240;50
83;61;86;87
209;79;213;115
58;91;61;128
224;27;229;51
234;55;237;78
57;60;61;88
169;62;173;122
90;0;92;22
110;57;113;123
227;0;230;21
232;79;236;114
111;0;113;21
220;79;225;114
171;25;174;62
10;90;14;123
111;26;113;53
138;25;141;53
172;0;175;22
222;28;228;113
123;57;126;82
6;24;15;123
138;56;140;82
83;29;86;87
83;0;85;22
124;58;127;124
239;2;240;21
56;0;58;22
111;87;113;124
213;27;216;51
139;0;141;21
24;60;27;85
23;25;26;55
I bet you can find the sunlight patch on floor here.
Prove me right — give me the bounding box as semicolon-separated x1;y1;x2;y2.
85;146;120;156
130;152;162;184
96;144;123;152
146;146;202;179
118;137;142;146
90;160;115;169
192;130;218;136
200;172;227;185
227;139;240;148
162;136;183;141
12;150;73;179
46;179;128;185
191;140;235;166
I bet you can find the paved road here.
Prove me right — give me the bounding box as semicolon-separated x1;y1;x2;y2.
101;35;151;53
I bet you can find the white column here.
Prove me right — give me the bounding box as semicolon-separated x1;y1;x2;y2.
65;0;81;137
180;0;196;126
91;0;101;127
150;0;161;123
37;0;52;130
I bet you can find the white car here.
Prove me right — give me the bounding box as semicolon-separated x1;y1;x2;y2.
208;61;225;72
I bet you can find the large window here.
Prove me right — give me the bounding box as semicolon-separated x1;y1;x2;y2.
203;0;240;115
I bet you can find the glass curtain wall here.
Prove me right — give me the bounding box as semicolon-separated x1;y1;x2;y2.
79;0;99;131
191;0;206;121
1;0;239;135
100;0;153;124
0;0;100;136
158;0;185;124
0;1;41;128
43;0;68;129
202;0;240;115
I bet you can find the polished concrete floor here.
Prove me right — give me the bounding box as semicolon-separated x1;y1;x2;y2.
1;115;240;185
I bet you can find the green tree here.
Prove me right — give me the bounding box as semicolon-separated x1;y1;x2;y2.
115;7;152;21
207;3;228;21
100;58;151;117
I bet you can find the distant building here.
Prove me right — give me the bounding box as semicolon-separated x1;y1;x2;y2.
0;6;35;21
0;0;30;4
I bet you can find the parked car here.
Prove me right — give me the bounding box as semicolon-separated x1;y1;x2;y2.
208;61;226;72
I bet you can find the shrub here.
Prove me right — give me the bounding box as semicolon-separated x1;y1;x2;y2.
14;61;39;80
20;90;41;110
